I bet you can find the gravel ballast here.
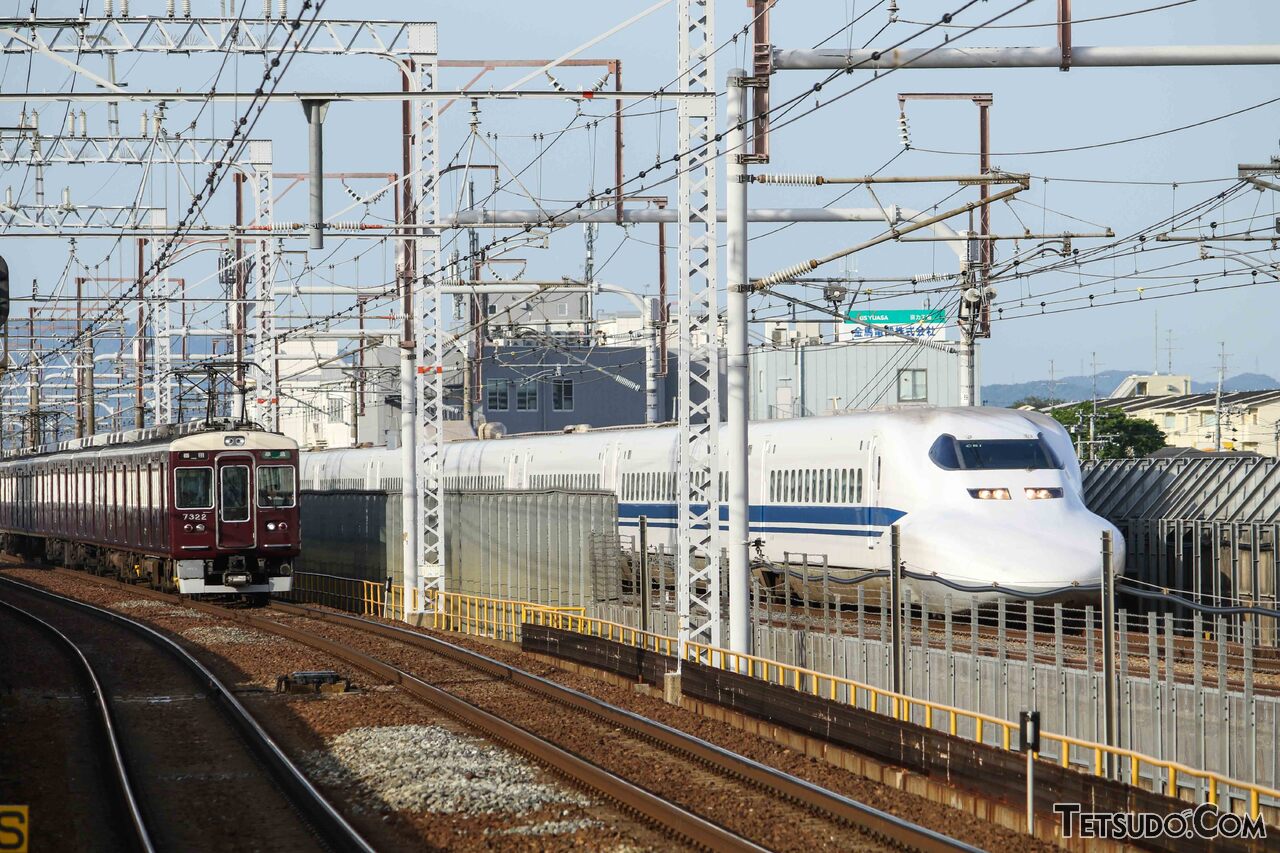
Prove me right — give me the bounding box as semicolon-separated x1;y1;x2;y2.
306;724;593;815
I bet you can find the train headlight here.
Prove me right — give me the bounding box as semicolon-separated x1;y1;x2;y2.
195;523;207;532
1025;487;1064;500
183;523;193;532
266;522;276;531
968;488;1011;500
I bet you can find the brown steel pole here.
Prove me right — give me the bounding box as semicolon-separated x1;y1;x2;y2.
614;60;624;224
75;276;85;438
978;97;993;337
357;297;367;416
233;173;246;419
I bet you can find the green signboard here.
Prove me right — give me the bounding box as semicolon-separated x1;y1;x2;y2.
845;309;946;325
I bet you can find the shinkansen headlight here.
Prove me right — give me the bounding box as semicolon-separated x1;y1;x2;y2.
968;488;1011;500
1025;487;1064;500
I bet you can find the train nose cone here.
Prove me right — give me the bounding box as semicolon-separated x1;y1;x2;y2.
900;511;1123;604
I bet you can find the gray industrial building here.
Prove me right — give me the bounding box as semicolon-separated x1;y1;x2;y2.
476;336;964;433
748;339;967;419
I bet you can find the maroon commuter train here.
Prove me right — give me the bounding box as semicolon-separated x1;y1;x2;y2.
0;422;299;600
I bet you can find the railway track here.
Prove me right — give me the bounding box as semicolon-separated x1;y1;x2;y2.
755;598;1280;695
262;601;980;853
0;575;373;853
36;568;978;853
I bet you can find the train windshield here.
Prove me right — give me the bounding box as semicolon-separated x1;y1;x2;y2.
257;466;296;508
929;434;1062;470
175;468;213;509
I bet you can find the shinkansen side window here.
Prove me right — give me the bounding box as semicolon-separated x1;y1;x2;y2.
175;468;214;510
257;466;296;508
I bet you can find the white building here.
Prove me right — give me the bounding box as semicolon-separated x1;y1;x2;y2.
273;339;401;450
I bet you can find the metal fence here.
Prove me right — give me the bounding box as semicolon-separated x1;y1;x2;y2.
445;489;618;608
1083;457;1279;625
586;540;1280;811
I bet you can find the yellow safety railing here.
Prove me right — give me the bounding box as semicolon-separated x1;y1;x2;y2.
428;590;584;643
526;608;679;657
520;607;1278;823
286;572;579;643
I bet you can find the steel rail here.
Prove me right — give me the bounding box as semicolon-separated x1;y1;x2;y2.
32;567;765;853
270;601;979;853
0;594;155;853
0;575;375;853
235;604;767;852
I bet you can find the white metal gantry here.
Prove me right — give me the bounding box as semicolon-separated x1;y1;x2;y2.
675;0;722;655
408;22;443;614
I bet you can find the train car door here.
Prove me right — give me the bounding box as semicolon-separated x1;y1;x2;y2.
865;436;880;551
215;453;255;549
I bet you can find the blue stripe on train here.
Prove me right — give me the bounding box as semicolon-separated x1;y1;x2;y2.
616;502;906;527
617;519;883;537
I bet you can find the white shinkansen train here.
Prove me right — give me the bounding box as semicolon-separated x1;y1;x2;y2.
302;407;1123;606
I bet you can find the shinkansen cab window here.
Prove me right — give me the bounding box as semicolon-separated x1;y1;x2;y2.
175;468;213;509
257;466;296;508
220;466;250;522
929;434;1063;470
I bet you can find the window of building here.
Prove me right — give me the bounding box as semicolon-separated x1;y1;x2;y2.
486;379;510;411
327;396;344;424
1163;413;1176;429
516;381;538;411
897;368;928;402
552;378;574;411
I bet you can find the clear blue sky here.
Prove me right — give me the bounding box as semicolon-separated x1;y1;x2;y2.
3;0;1277;386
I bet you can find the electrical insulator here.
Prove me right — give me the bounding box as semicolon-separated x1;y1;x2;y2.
121;0;129;15
763;173;823;186
104;0;113;17
68;113;77;135
278;0;288;19
264;0;271;18
79;110;88;137
165;0;174;17
897;113;911;149
61;187;71;208
182;0;191;16
140;110;149;136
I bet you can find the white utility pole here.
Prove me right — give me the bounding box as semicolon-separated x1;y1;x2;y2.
726;71;750;656
675;0;722;657
410;22;443;616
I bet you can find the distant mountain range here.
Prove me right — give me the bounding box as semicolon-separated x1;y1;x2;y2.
981;370;1280;408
